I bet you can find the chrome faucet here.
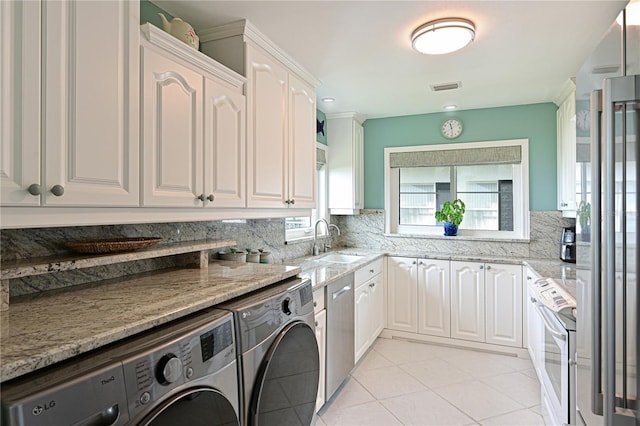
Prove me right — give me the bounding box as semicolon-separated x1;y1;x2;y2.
312;219;341;255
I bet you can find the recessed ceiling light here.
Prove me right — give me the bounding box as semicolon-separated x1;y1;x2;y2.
443;105;457;110
321;97;335;103
411;18;475;55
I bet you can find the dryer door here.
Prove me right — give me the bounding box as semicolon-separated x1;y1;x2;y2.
251;321;320;426
140;388;239;426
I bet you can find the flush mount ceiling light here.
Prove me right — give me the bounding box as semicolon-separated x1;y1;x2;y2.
321;97;336;103
617;0;640;26
411;18;476;55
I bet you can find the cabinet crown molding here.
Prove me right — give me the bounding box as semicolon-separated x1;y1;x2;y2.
325;112;366;124
198;19;320;88
141;23;246;88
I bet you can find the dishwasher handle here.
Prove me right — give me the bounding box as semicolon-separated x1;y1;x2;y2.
332;285;352;300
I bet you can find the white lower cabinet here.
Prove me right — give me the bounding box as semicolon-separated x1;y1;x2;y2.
485;263;523;347
386;257;418;333
354;259;384;363
387;257;450;338
525;267;543;372
450;261;486;342
451;261;523;347
314;308;326;412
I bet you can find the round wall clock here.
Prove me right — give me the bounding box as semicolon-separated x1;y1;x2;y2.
441;118;463;139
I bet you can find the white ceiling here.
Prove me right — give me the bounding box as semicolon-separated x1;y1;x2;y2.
153;1;628;119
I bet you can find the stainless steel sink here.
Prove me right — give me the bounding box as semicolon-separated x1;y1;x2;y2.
316;254;364;264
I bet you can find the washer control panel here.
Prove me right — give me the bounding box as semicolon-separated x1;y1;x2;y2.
121;310;235;419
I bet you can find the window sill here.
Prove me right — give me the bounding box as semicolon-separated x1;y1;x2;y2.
383;232;530;244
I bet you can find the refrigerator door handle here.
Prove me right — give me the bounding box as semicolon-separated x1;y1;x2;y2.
589;89;604;416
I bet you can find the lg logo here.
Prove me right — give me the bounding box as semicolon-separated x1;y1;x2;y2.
32;400;55;416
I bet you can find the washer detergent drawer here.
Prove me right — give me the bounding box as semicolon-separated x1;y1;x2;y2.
1;363;128;426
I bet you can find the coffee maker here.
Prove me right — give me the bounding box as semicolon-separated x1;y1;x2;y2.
560;226;576;263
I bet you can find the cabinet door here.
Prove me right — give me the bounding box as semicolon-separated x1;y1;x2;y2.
141;48;203;207
314;309;327;412
1;0;41;206
526;280;541;370
354;284;371;363
485;263;523;347
451;261;485;342
418;259;451;337
204;77;245;208
369;273;385;341
386;257;418;333
557;88;576;212
43;0;139;206
288;74;316;208
246;46;288;208
353;121;364;210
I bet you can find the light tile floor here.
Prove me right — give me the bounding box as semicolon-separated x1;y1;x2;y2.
317;337;544;426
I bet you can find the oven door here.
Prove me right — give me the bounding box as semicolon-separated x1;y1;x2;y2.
536;303;571;425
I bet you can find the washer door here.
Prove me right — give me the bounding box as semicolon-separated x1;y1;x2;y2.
140;387;239;426
251;321;320;426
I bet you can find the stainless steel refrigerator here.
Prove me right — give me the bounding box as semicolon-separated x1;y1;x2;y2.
575;6;639;425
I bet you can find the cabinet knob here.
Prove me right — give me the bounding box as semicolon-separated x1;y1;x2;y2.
315;321;318;327
527;276;532;280
530;297;537;303
370;269;374;274
197;194;205;202
369;282;375;288
479;265;484;270
284;199;290;205
51;185;64;196
207;194;214;202
561;202;568;207
486;265;491;270
27;183;41;196
290;199;295;205
412;261;417;265
313;301;317;307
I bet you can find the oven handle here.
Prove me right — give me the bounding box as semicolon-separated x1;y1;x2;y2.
535;304;567;341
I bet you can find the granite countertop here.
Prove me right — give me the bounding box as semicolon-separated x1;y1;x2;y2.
1;246;574;383
0;261;300;383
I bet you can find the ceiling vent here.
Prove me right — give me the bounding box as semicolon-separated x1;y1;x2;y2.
430;81;462;91
591;65;619;74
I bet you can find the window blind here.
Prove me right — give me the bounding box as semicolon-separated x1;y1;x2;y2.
389;145;521;168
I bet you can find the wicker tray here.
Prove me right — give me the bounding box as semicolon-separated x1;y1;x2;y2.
63;237;162;254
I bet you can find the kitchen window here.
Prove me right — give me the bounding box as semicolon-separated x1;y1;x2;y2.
285;144;329;241
385;139;529;239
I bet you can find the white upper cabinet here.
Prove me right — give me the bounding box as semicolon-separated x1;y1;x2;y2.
2;0;139;207
1;0;41;206
204;77;246;208
327;113;364;215
140;24;246;208
287;73;316;208
556;80;577;214
200;20;319;209
244;45;288;207
141;48;203;207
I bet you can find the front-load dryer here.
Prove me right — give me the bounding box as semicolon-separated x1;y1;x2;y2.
1;308;240;426
219;277;319;426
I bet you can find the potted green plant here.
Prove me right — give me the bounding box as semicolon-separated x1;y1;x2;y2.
577;200;591;241
435;199;466;236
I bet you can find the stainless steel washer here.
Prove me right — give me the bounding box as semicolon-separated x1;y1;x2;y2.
219;277;319;426
1;308;240;426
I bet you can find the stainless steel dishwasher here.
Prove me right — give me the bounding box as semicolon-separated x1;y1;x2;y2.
325;273;355;400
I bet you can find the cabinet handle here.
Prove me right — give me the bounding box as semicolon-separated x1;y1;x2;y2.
479;265;484;270
486;265;491;270
313;301;317;307
369;282;375;288
197;194;205;202
561;202;568;207
315;321;318;327
207;194;214;202
27;183;41;196
369;269;374;274
527;276;532;280
530;297;537;303
284;199;290;205
290;199;295;205
412;261;417;265
51;185;64;196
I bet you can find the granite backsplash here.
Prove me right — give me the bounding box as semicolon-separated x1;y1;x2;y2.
1;211;573;297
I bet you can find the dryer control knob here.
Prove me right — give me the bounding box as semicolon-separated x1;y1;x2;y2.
156;354;183;385
281;297;292;316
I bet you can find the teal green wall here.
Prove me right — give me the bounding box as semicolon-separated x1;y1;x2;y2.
140;0;173;27
316;109;327;145
363;103;558;211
